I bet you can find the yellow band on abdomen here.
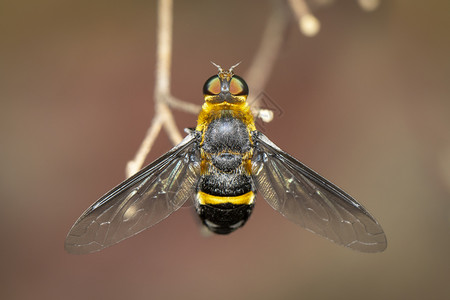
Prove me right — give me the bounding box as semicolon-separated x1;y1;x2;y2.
197;191;255;205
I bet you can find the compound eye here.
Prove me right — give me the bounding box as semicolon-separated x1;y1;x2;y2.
203;76;221;95
229;75;248;96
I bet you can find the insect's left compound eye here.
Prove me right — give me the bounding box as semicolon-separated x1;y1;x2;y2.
203;76;221;95
229;75;248;96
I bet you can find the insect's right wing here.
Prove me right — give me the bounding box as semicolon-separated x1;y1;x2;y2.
252;132;387;252
65;132;200;254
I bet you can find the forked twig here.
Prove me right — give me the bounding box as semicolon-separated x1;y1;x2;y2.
126;0;182;177
125;0;379;177
126;0;291;177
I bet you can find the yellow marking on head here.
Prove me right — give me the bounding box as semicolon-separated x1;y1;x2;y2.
197;191;255;205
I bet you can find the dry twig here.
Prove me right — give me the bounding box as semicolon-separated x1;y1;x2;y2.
126;0;181;177
125;0;378;177
126;0;291;177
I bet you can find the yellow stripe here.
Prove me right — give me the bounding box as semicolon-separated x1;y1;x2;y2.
197;191;255;205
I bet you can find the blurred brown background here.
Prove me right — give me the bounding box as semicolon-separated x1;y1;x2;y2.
1;1;449;299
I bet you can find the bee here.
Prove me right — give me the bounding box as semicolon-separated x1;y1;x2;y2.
65;63;387;254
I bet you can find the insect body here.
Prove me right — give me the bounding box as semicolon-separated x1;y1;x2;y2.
65;64;387;254
195;68;256;234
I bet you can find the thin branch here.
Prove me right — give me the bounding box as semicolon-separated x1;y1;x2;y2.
126;115;164;177
154;0;182;145
155;0;171;95
160;98;183;145
165;95;201;114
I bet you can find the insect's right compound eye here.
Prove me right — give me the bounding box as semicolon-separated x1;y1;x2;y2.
229;75;248;96
203;76;221;95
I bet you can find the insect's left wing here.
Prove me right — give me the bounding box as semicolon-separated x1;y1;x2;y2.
252;132;387;252
65;133;200;254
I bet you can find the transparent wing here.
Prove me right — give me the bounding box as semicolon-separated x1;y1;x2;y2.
65;133;200;254
252;132;387;252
